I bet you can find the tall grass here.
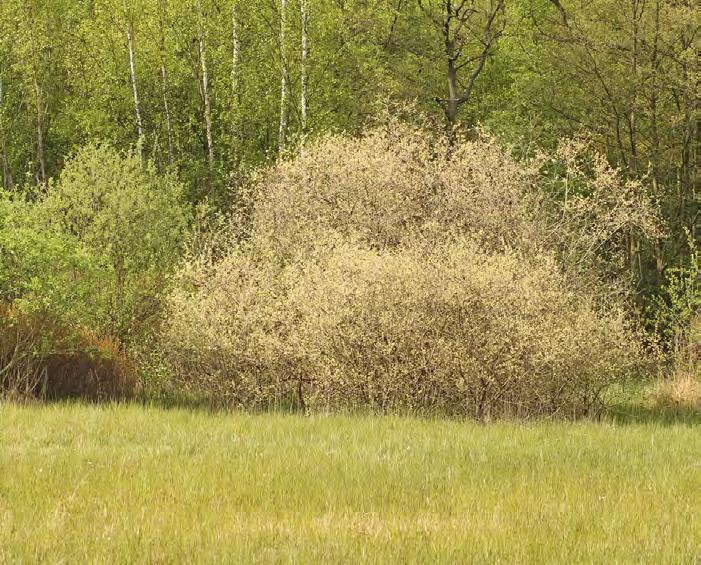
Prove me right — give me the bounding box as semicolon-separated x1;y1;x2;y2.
0;403;698;563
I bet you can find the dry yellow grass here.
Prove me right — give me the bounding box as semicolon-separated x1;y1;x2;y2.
651;373;701;412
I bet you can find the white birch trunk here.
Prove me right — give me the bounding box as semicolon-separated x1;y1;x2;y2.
159;1;175;163
24;18;47;185
300;0;309;132
199;11;215;170
127;20;145;161
278;0;289;152
231;3;241;147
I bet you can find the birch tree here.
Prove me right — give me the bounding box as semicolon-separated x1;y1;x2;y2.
230;2;242;148
300;0;309;132
159;0;175;164
126;15;145;161
198;0;214;170
278;0;289;152
16;1;49;185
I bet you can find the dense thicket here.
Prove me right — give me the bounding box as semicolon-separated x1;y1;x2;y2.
162;124;650;417
0;2;696;251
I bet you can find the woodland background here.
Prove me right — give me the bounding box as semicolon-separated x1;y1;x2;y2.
0;0;698;411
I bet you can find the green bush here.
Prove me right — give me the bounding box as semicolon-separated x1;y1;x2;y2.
648;232;700;378
40;144;190;340
0;195;104;324
0;144;189;401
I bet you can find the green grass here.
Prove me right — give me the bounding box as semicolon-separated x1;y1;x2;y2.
1;403;699;563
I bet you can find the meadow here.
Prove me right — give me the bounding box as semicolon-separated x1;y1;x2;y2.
1;402;699;563
1;1;699;562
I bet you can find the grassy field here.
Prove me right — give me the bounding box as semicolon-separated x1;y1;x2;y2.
0;403;699;563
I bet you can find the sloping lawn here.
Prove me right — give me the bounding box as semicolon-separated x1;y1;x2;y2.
1;403;699;563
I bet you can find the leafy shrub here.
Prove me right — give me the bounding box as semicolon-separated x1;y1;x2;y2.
0;144;188;401
162;123;650;418
0;304;135;401
648;233;700;376
0;195;105;325
40;143;190;340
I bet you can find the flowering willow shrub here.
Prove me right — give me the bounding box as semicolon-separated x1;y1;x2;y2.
163;123;651;417
251;124;544;263
165;241;643;417
164;254;293;408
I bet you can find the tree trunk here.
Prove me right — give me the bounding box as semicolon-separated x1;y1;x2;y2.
628;0;639;177
650;0;664;282
300;0;309;132
627;0;640;277
159;2;175;164
23;8;47;186
231;3;241;148
0;72;12;189
433;0;504;144
199;16;215;170
690;19;700;243
446;59;459;127
161;64;175;164
33;75;46;185
278;0;289;152
127;20;144;161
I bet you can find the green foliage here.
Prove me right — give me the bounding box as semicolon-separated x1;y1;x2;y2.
649;231;700;368
1;144;189;340
40;144;190;339
0;145;188;401
0;194;103;324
